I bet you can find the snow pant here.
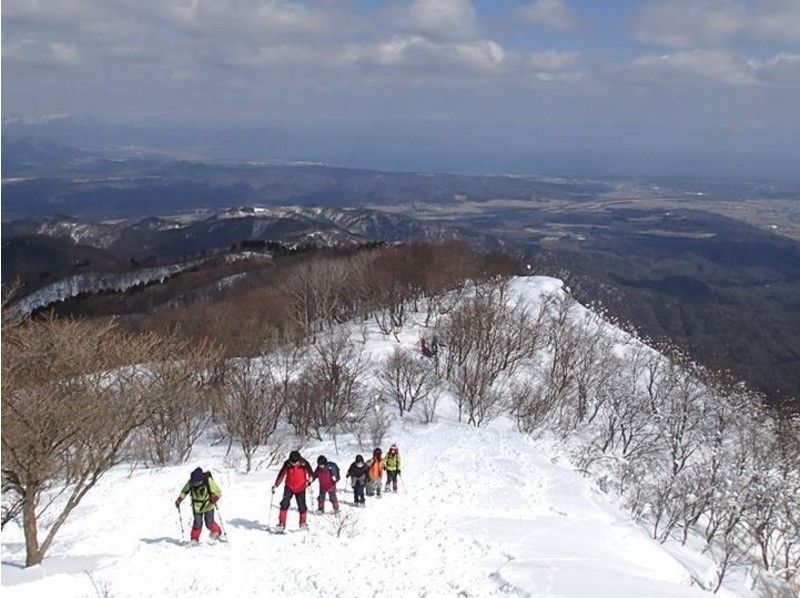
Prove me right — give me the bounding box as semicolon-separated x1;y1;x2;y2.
191;510;221;541
366;479;382;497
278;486;308;527
352;481;366;504
386;470;399;491
317;488;339;512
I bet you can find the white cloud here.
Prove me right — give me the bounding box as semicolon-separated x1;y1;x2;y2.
528;50;582;72
516;0;581;31
629;49;759;86
633;0;800;47
398;0;479;42
761;53;800;84
347;36;506;75
49;41;81;66
624;49;800;87
154;0;337;38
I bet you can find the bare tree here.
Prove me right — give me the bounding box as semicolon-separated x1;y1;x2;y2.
138;336;222;466
378;347;439;417
1;316;164;566
419;384;442;424
367;398;391;449
441;281;543;425
294;331;367;446
215;359;286;473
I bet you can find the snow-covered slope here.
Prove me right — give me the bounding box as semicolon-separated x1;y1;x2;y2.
1;423;709;597
0;277;740;597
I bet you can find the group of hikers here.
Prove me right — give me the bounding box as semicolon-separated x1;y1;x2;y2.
176;443;402;539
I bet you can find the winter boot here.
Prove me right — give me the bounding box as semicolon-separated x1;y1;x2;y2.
278;508;288;528
299;510;308;528
190;526;202;542
273;524;286;533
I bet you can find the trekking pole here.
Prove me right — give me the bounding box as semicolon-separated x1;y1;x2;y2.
268;488;276;530
176;505;185;540
216;505;230;543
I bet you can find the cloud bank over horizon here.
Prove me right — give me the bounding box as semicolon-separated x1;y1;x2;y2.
3;0;799;179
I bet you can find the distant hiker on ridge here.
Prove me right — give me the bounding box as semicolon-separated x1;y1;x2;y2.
272;450;314;532
420;338;433;358
175;467;223;542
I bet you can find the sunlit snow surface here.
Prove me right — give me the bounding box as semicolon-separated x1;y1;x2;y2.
2;277;739;597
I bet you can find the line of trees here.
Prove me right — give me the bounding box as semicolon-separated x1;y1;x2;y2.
494;290;800;594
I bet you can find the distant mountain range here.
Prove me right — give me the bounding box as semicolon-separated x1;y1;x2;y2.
1;138;612;221
2;205;499;297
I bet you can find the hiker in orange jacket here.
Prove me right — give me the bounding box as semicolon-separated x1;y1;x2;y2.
365;447;385;498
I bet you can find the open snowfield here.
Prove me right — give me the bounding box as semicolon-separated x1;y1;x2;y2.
1;277;742;597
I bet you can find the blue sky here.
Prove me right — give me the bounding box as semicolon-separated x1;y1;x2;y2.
3;1;799;179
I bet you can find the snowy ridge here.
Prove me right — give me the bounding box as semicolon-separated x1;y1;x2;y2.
1;277;746;597
9;252;270;318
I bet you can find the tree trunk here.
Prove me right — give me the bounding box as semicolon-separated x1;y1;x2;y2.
22;494;42;567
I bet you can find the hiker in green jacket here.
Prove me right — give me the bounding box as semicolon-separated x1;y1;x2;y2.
175;467;223;542
385;443;401;492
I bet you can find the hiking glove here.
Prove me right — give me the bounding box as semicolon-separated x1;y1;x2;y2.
175;498;182;508
210;494;219;505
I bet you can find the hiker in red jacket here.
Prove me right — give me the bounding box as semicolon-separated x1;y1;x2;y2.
272;450;313;531
313;455;341;514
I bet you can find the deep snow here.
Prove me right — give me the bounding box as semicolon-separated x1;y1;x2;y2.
1;277;736;597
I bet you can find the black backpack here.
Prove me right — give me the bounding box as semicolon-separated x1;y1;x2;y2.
190;471;214;506
327;462;340;482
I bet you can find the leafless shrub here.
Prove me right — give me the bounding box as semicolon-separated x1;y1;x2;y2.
326;509;360;538
368;398;391;449
419;384;442;424
441;281;544;425
137;336;222;466
378;347;439;418
85;570;114;598
292;331;367;445
215;359;286;473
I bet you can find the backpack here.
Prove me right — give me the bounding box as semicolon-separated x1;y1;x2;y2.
327;462;340;482
189;471;214;508
368;458;383;480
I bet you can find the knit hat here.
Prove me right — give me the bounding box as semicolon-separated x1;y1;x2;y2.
317;455;328;465
355;454;364;463
289;450;301;462
373;447;382;457
190;467;205;486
